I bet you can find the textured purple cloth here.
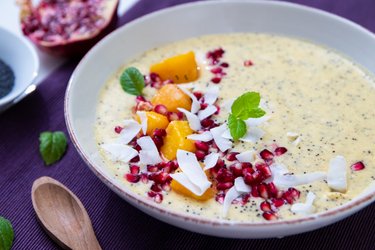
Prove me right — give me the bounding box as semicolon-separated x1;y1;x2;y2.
1;0;375;249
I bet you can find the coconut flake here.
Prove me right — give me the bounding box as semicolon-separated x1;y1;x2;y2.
101;143;138;163
197;105;217;120
245;116;270;127
170;150;211;196
235;150;255;163
178;86;200;113
117;119;142;144
222;186;241;217
187;131;213;142
273;172;327;189
137;136;162;165
136;111;148;135
291;192;316;215
203;152;219;170
203;85;219;105
210;124;232;152
286;132;299;141
240;127;265;143
327;155;347;193
234;177;251;193
177;108;202;131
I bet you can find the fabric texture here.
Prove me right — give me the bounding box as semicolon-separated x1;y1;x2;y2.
1;0;374;249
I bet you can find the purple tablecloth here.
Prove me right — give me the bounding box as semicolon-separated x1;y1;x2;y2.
1;0;375;249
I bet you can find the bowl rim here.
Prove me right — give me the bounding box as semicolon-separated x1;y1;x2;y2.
0;27;39;106
65;0;375;228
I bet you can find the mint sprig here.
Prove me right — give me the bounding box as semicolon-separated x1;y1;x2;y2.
229;92;266;140
0;216;14;250
39;131;68;165
120;67;145;96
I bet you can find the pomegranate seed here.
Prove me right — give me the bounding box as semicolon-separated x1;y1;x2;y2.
220;62;229;68
271;198;285;208
214;105;220;115
200;103;208;110
242;164;254;176
125;174;140;183
201;118;215;128
252;171;266;184
258;183;269;199
262;212;278;221
229;163;243;177
351;161;365;171
256;164;272;179
210;67;223;74
165;161;178;172
251;185;259;197
154;104;169;116
260;149;274;161
151;183;162;192
147;165;158;173
152;136;164;148
193;91;203;100
217;182;234;190
167;111;182;121
244;60;254;67
147;191;157;198
226;152;239;161
211;77;221;84
260;201;272;212
153;128;166;137
114;126;123;134
150;72;161;82
141;173;149;184
195;141;209;152
195;150;206;161
162;182;171;192
136;95;146;103
153;172;170;184
215;193;225;204
217;168;234;183
130;165;140;175
136;101;153;111
241;194;251;205
154;193;163;203
155;162;166;170
267;182;278;198
244;173;254;185
283;187;301;204
129;155;140;163
215;158;225;168
274;147;288;156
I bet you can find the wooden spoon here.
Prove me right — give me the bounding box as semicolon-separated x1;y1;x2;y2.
31;176;101;250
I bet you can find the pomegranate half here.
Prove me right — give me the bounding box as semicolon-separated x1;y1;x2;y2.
18;0;119;57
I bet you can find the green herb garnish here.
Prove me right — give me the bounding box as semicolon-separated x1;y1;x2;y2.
0;216;14;250
120;67;145;96
228;92;266;140
39;131;68;165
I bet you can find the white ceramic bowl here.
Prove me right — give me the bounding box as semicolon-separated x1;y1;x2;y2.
65;0;375;238
0;27;39;111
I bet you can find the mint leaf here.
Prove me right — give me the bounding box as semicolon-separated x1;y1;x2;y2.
120;67;145;96
39;131;67;165
231;92;266;120
0;216;14;250
228;114;247;140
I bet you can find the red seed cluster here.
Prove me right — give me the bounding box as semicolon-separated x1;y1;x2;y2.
206;48;229;84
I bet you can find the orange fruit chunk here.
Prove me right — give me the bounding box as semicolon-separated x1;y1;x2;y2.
171;179;215;201
136;111;169;136
151;84;191;113
160;121;196;160
150;51;199;83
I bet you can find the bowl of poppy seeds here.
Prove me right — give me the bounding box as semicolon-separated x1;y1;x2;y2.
0;27;39;111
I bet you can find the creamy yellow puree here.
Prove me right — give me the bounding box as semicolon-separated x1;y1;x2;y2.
95;33;375;222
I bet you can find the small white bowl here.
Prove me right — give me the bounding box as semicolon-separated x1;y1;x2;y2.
0;27;39;111
65;0;375;238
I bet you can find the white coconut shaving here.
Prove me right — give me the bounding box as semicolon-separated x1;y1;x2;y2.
203;152;219;170
117;119;142;144
234;177;252;193
197;105;217;121
101;143;138;163
240;127;265;143
177;86;200;113
169;150;211;196
136;111;148;135
327;155;347;193
235;150;255;163
291;192;316;215
203;85;219;105
177;108;202;131
137;136;162;165
187;131;213;142
210;124;233;152
222;186;241;217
